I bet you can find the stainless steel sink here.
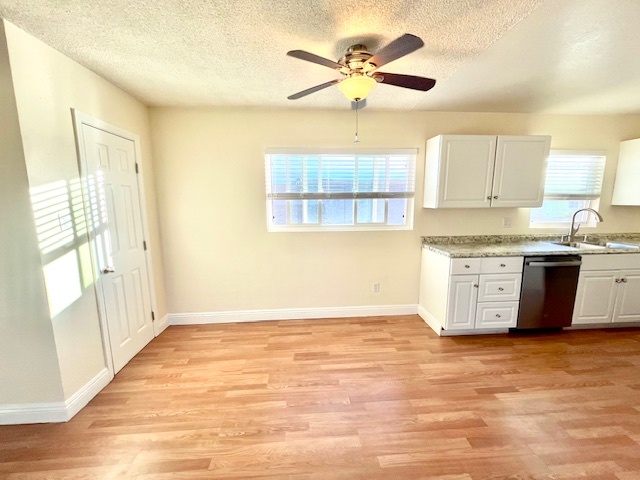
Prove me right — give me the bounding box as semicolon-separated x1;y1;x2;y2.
553;240;639;250
554;241;606;250
603;241;640;250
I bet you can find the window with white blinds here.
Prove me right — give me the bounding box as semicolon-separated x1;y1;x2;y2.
264;149;417;231
530;151;606;226
542;152;606;200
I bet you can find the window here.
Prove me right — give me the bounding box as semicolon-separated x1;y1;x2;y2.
265;149;417;231
530;150;606;227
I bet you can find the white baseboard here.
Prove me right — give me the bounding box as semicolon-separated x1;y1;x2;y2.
418;305;443;336
566;322;640;330
0;368;111;425
170;304;419;325
154;314;170;336
0;402;68;425
64;368;112;420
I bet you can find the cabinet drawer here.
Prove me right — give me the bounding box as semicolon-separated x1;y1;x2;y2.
475;301;519;329
450;258;481;275
477;274;522;302
480;256;523;274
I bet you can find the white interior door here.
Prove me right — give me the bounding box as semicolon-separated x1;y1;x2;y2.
78;123;154;374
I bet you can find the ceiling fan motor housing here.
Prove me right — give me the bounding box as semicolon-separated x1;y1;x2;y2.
340;45;376;74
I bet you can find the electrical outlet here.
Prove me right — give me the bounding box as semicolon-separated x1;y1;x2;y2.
373;282;380;293
502;216;512;228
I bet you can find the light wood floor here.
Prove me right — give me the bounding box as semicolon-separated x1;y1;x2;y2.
1;315;640;479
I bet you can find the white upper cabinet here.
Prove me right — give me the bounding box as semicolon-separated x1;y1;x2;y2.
423;134;551;208
611;138;640;205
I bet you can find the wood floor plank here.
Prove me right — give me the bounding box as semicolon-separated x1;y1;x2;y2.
2;315;640;479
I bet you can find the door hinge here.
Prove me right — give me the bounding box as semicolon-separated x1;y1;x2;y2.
135;163;139;174
143;240;147;251
151;311;155;321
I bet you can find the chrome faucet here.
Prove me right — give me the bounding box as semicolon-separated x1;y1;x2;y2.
569;208;603;243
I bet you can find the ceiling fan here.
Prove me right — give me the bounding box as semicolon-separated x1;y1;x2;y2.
287;34;436;104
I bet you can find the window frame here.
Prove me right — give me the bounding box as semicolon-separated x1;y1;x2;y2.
264;148;417;232
530;150;606;229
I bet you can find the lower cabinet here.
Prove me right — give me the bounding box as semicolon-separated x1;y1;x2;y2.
447;272;521;331
614;271;640;323
572;254;640;325
419;250;524;334
475;302;520;329
446;275;478;330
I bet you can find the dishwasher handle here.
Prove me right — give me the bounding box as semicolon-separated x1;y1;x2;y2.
526;260;582;268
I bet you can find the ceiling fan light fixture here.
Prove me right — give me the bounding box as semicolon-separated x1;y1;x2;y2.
338;75;376;101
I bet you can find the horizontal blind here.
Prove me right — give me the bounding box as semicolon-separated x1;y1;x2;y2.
265;150;417;200
543;152;606;200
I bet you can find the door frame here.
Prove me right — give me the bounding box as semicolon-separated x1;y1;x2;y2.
71;109;160;376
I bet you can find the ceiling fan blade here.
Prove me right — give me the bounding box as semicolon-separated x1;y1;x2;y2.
287;50;344;70
374;73;436;91
367;34;424;69
287;79;340;100
351;99;367;110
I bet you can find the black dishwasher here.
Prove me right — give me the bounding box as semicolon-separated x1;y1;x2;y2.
516;255;582;329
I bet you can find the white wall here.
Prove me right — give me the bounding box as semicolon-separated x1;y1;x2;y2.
150;108;640;315
3;20;167;399
0;21;64;404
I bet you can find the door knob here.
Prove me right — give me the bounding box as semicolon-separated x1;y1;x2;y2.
102;266;115;274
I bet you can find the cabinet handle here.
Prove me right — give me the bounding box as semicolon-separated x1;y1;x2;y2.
615;278;621;283
500;263;506;267
487;196;492;200
495;314;501;318
493;195;498;199
464;264;470;268
473;284;479;288
498;287;504;291
622;278;628;283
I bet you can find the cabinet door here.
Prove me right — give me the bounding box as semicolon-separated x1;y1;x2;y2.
435;135;496;208
613;270;640;323
611;138;640;205
475;301;519;329
491;136;550;208
572;270;618;325
446;275;479;330
477;273;522;302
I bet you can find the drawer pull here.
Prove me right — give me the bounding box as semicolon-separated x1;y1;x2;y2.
498;287;504;291
464;264;470;268
495;314;501;318
500;263;506;267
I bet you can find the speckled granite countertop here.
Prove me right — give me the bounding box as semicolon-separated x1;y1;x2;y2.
422;234;640;258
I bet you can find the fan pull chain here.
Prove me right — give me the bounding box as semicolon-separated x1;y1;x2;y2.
354;101;360;143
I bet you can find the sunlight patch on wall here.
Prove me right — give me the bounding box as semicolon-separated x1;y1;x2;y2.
43;250;83;318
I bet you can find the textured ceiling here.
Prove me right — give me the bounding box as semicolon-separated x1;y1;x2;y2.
1;0;639;114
